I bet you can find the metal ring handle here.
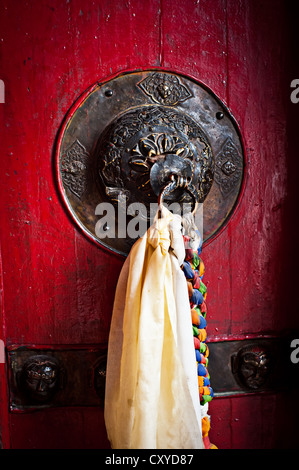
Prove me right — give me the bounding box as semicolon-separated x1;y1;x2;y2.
158;174;199;215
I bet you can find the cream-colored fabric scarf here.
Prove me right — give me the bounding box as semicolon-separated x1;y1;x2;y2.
104;208;203;449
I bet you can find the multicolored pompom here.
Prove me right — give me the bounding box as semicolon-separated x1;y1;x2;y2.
182;233;217;449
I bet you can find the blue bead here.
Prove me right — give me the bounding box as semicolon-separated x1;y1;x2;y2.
198;315;207;329
203;377;210;386
190;289;203;305
182;261;194;279
195;349;201;362
197;363;207;376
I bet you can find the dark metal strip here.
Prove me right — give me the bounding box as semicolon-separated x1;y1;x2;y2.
6;335;298;411
207;336;298;396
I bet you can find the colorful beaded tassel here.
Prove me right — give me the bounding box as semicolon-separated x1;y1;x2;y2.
182;230;217;450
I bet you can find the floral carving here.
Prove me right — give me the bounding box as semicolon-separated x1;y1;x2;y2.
61;140;90;198
214;138;243;198
128;132;193;193
138;72;192;106
97;106;214;208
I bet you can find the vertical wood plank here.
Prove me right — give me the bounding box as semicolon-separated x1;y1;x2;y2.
161;0;228;100
161;0;233;338
226;0;290;335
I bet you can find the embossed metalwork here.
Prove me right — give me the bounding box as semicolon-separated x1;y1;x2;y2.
8;347;107;410
7;338;298;409
231;344;272;390
17;355;62;404
97;105;214;211
61;140;90;198
138;72;192;105
208;337;295;396
158;173;199;215
150;153;193;202
56;70;245;256
214;138;243;199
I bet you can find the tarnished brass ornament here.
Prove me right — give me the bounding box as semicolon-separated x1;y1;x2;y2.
56;70;245;256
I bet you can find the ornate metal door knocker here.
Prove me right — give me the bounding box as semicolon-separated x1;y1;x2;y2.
56;70;245;255
17;355;63;404
231;344;273;391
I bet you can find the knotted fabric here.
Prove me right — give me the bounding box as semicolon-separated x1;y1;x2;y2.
104;207;203;449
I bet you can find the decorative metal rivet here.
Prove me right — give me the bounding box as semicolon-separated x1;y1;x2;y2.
18;355;62;404
216;112;224;120
105;89;113;97
231;344;272;390
221;160;236;176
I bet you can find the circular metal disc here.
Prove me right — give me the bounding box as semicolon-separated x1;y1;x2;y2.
55;70;245;256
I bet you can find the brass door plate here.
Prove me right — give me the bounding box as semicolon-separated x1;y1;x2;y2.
55;70;245;256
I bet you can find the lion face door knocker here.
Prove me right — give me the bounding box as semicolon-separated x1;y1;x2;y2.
56;70;245;256
18;355;62;404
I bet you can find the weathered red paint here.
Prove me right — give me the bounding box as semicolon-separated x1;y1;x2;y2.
0;0;298;449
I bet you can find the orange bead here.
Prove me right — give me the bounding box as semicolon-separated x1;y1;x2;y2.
187;281;193;298
191;308;200;326
198;376;204;387
198;259;205;277
198;329;207;342
202;416;210;437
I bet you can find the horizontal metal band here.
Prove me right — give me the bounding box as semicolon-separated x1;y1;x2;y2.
6;335;299;411
7;346;107;411
208;335;298;396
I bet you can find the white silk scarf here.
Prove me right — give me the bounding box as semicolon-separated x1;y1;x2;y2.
104;208;203;449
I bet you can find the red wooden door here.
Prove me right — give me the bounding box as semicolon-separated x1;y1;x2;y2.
0;0;298;449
